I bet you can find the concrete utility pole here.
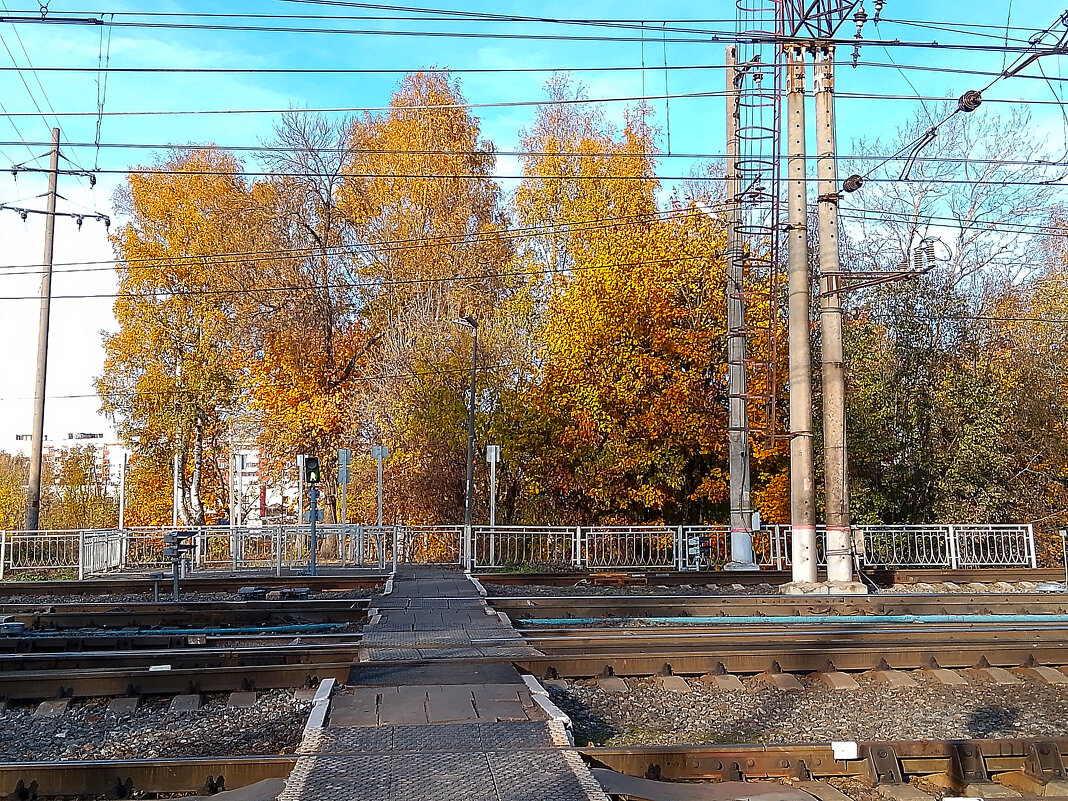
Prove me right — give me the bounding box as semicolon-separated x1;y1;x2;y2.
24;127;60;532
784;46;818;586
813;46;858;589
722;45;756;570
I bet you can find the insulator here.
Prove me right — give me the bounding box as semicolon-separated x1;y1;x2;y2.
957;90;982;112
873;0;885;22
854;7;869;32
843;174;864;193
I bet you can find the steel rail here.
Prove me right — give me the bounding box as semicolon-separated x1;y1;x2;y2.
0;755;297;798
0;642;360;672
510;629;1068;676
580;737;1068;782
481;568;1067;586
492;594;1068;619
0;659;354;699
0;573;388;597
0;599;370;629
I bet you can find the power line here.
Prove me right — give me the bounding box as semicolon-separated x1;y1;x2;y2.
0;88;727;117
4;138;1067;169
0;206;715;278
4;165;1063;187
3;361;515;402
0;13;1062;54
1;87;1066;122
0;59;1061;82
0;252;719;302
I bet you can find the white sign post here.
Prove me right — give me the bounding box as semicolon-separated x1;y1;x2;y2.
486;445;501;528
371;445;388;527
338;448;351;527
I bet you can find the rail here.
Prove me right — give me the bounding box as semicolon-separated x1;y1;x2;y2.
0;521;1037;578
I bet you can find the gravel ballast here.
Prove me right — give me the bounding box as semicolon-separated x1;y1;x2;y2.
552;671;1068;747
0;690;313;761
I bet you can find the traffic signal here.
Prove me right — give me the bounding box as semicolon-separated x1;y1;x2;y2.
163;531;195;559
304;456;321;484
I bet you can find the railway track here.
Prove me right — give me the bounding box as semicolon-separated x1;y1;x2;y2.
581;736;1068;791
0;658;355;699
4;737;1065;799
482;567;1068;586
493;592;1068;619
509;617;1068;677
0;598;370;630
0;573;388;597
0;567;1059;597
0;600;368;699
0;641;360;673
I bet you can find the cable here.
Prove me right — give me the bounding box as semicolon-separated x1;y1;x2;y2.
3;167;1061;187
0;59;1064;84
0;253;719;302
5;136;1067;166
0;196;1062;281
3;88;1068;123
4;360;516;402
0;206;717;278
0;88;729;118
0;13;1063;53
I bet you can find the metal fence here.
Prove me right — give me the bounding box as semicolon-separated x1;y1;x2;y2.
0;521;1038;579
399;525;463;565
582;525;678;569
472;526;576;570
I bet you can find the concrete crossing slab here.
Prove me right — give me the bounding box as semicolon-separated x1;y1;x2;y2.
286;567;609;801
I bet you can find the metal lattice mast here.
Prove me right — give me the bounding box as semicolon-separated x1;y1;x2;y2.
728;0;783;564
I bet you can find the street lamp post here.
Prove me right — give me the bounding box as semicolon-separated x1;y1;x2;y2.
454;316;479;529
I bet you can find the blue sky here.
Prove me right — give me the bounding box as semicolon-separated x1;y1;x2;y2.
0;0;1064;451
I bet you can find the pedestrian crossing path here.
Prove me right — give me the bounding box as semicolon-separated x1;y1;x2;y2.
279;566;610;801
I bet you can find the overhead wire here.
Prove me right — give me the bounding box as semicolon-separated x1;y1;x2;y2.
0;205;718;277
0;252;723;302
0;12;1061;53
847;10;1068;189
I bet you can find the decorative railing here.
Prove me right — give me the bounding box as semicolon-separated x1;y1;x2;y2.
0;521;1037;579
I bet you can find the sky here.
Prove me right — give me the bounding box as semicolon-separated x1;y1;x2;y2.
0;0;1064;454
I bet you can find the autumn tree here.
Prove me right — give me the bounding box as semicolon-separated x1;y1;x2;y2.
0;452;27;531
845;274;1018;524
336;72;517;523
510;79;787;524
846;103;1058;293
40;447;118;531
983;268;1068;561
97;149;245;526
218;114;374;528
843;104;1063;529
